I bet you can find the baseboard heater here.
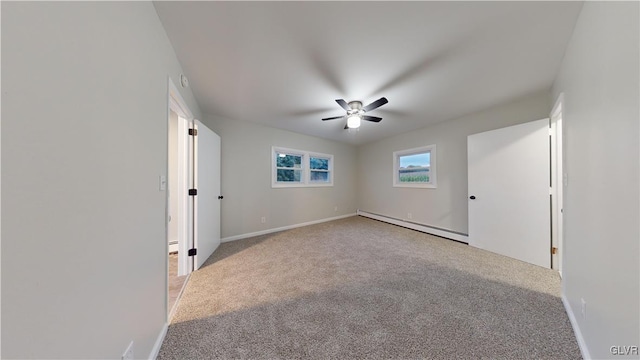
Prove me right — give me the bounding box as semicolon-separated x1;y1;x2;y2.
357;210;469;244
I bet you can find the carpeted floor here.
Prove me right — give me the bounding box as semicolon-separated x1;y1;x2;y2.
158;216;580;359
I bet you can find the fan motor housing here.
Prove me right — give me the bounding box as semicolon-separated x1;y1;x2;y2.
347;101;363;115
348;101;363;110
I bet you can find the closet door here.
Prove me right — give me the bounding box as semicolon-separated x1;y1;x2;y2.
468;118;550;268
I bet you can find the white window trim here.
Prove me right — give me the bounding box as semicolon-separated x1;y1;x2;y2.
272;146;334;188
393;144;437;188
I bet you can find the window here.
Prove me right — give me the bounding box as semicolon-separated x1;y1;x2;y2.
275;151;303;183
272;147;333;187
393;145;437;188
310;156;330;183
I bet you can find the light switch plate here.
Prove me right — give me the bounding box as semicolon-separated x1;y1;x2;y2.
159;175;167;191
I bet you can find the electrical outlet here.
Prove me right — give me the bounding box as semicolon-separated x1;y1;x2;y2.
261;216;266;224
581;298;586;320
122;341;134;360
407;213;412;220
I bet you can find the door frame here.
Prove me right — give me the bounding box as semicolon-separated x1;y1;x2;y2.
550;93;565;276
166;78;194;321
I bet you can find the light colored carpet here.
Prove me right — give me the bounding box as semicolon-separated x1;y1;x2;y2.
158;216;580;359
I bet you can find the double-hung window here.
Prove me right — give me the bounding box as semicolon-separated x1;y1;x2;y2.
272;147;333;187
275;150;303;183
309;156;331;183
393;144;437;188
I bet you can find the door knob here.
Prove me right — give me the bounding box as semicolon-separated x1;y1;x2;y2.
469;196;476;200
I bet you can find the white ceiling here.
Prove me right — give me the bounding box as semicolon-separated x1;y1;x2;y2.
154;1;582;145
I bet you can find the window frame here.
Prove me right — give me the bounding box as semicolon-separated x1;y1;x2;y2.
393;144;437;188
272;146;334;188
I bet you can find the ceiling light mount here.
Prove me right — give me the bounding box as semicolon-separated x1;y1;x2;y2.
347;101;363;112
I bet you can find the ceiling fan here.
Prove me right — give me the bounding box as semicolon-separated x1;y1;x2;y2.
322;97;388;129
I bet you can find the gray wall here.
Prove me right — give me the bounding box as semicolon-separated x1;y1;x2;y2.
1;2;201;358
203;115;358;239
357;91;550;234
552;2;639;358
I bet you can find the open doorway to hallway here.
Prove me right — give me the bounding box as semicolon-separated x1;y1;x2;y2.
166;79;195;319
550;94;565;276
168;108;188;316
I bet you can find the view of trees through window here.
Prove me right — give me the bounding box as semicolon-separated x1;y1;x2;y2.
273;147;334;187
399;152;430;182
276;153;302;182
310;157;329;182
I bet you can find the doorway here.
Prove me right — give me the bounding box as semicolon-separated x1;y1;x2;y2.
167;109;188;316
165;79;222;320
167;80;194;319
550;94;564;275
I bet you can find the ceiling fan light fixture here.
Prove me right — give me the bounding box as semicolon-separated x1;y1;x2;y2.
347;115;361;129
322;97;388;130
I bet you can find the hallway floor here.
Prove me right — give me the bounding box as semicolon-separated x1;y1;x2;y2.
168;253;187;315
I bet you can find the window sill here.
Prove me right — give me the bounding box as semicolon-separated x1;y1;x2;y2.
272;183;334;188
393;183;437;189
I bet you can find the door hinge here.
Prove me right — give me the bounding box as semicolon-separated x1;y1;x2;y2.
188;189;197;196
188;248;197;256
551;247;558;255
188;128;198;136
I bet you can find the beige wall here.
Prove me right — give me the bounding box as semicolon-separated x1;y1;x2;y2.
2;2;201;358
203;115;358;239
357;90;550;234
552;2;639;358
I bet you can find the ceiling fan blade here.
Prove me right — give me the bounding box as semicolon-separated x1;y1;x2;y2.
322;115;345;121
362;97;388;112
335;99;350;111
362;115;382;122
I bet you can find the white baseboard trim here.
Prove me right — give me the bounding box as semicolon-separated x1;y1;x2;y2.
148;322;168;360
357;210;469;243
562;295;591;359
221;213;357;243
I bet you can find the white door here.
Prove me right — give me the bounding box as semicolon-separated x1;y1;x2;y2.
468;119;550;268
192;120;221;270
